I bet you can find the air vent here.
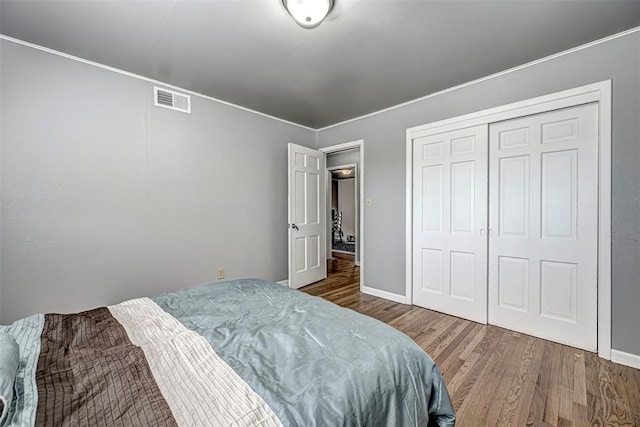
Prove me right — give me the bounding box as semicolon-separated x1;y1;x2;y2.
154;86;191;113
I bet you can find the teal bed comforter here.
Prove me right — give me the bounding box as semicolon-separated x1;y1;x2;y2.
152;279;455;426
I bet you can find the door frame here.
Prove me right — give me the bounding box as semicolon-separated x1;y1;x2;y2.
320;140;365;292
327;163;359;263
405;80;612;359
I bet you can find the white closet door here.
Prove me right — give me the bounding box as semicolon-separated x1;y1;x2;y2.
413;125;488;323
488;103;598;351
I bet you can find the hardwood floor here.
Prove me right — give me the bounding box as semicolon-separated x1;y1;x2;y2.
301;253;640;427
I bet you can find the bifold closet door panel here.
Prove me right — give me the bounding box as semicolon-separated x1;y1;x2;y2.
488;103;598;351
412;125;488;324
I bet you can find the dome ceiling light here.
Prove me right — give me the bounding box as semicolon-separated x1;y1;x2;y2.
282;0;334;29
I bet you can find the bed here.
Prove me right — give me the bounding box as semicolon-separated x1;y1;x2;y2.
0;278;455;426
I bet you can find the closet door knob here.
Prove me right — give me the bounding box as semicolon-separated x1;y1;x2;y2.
480;228;485;236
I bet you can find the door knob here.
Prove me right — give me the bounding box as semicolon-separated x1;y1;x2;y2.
290;223;299;231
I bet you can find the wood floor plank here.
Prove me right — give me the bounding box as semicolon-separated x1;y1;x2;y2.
594;353;636;426
434;322;479;369
557;417;573;427
419;318;466;359
624;363;640;426
430;321;474;360
572;402;589;427
544;341;563;426
456;325;488;362
480;332;531;426
445;327;505;403
573;351;588;407
558;346;575;423
455;330;520;423
401;310;450;341
498;337;546;426
388;307;427;329
585;352;605;425
571;350;589;427
526;341;556;426
606;362;637;426
299;254;640;427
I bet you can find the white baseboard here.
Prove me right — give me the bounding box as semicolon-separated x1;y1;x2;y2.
611;349;640;370
360;286;406;304
277;280;289;286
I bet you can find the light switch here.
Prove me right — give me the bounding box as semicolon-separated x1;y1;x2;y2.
365;198;372;207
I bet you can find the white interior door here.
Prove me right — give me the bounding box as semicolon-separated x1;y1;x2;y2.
288;143;326;289
488;103;598;351
412;125;488;323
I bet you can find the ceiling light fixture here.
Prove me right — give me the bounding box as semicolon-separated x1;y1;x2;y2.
282;0;334;29
341;169;352;176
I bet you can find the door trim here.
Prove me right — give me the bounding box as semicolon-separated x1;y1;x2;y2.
405;80;612;359
320;140;365;292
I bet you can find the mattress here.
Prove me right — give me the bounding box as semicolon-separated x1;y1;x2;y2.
0;278;455;426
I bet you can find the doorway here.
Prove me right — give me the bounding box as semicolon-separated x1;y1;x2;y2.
328;164;357;256
320;140;364;288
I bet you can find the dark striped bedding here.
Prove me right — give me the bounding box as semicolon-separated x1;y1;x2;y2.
35;308;176;426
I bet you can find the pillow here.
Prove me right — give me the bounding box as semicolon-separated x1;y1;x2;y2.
0;333;19;426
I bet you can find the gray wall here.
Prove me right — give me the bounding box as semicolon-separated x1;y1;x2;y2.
317;32;640;356
0;40;315;323
326;148;360;168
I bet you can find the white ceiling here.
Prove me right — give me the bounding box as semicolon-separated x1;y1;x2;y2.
1;0;639;128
